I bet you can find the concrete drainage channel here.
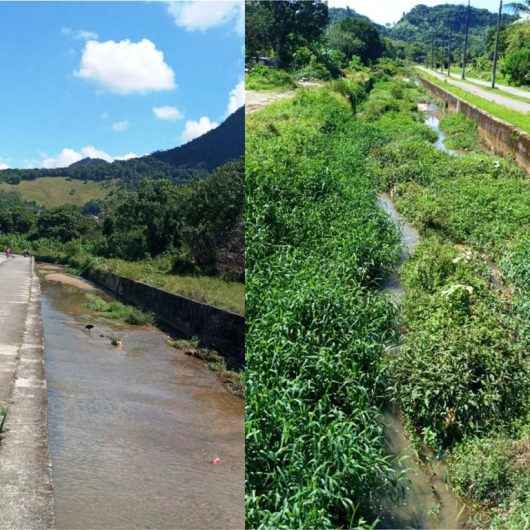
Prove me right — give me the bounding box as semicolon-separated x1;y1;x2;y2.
0;257;55;529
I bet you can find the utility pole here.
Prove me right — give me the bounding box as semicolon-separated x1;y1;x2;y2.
447;27;452;77
462;0;471;79
431;32;435;70
492;0;503;88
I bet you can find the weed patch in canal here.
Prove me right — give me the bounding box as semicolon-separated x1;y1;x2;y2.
366;74;530;527
85;294;154;326
170;338;244;398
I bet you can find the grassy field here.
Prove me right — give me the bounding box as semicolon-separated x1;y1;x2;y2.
365;75;530;528
0;176;112;207
418;70;530;134
246;83;404;528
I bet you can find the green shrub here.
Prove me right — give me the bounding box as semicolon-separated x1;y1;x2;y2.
439;112;480;152
449;438;515;505
389;240;529;451
246;65;295;91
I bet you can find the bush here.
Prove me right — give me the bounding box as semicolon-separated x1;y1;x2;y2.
246;65;296;91
501;48;530;86
389;239;529;451
449;438;515;505
439;113;479;152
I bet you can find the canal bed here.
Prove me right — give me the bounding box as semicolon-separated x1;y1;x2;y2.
40;268;244;529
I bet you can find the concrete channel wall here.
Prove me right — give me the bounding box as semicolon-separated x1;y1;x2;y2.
86;268;245;369
419;77;530;175
0;258;55;529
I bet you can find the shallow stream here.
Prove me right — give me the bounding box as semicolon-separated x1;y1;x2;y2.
375;103;467;529
40;268;244;529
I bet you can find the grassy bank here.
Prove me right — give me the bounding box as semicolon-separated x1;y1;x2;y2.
246;83;403;528
418;70;530;135
365;75;530;527
25;244;245;315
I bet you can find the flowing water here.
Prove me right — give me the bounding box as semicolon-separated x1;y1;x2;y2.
40;271;244;529
375;102;467;529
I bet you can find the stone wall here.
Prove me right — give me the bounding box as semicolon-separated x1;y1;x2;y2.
419;77;530;175
86;269;245;369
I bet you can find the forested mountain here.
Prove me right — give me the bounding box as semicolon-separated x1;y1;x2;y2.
328;7;387;34
389;4;517;59
0;106;244;186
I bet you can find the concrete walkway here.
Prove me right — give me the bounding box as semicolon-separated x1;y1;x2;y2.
0;256;54;529
417;66;530;114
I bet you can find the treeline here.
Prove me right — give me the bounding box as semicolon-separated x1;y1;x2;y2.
245;0;396;87
0;160;244;279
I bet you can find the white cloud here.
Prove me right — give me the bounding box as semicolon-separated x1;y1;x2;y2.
75;39;176;94
0;163;9;170
62;27;99;41
181;116;219;143
112;120;130;132
167;1;244;33
153;105;183;121
40;145;138;168
226;78;244;115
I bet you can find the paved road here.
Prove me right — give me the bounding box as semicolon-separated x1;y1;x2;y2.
417;66;530;114
0;256;54;529
462;75;530;102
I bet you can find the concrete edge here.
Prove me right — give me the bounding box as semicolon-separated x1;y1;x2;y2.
417;74;530;175
0;257;55;529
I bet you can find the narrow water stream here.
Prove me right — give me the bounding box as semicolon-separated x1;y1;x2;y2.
40;269;244;529
376;102;467;529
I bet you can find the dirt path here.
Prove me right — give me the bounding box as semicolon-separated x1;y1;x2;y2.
245;89;295;114
417;66;530;114
246;80;323;115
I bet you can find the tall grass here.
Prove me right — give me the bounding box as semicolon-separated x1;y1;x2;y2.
246;87;402;528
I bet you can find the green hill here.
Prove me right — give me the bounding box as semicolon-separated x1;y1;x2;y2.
0;177;112;208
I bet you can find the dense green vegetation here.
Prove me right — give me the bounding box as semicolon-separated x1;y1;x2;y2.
245;0;394;87
364;75;530;527
439;112;481;152
246;82;404;528
0;160;244;313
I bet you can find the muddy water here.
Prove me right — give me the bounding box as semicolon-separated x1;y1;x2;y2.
376;107;466;529
422;102;455;155
40;276;244;529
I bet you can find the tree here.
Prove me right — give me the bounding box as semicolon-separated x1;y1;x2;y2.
327;17;384;64
36;205;95;242
245;1;328;68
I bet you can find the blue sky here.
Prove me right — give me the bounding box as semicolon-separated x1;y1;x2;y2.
0;1;244;170
331;1;504;25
